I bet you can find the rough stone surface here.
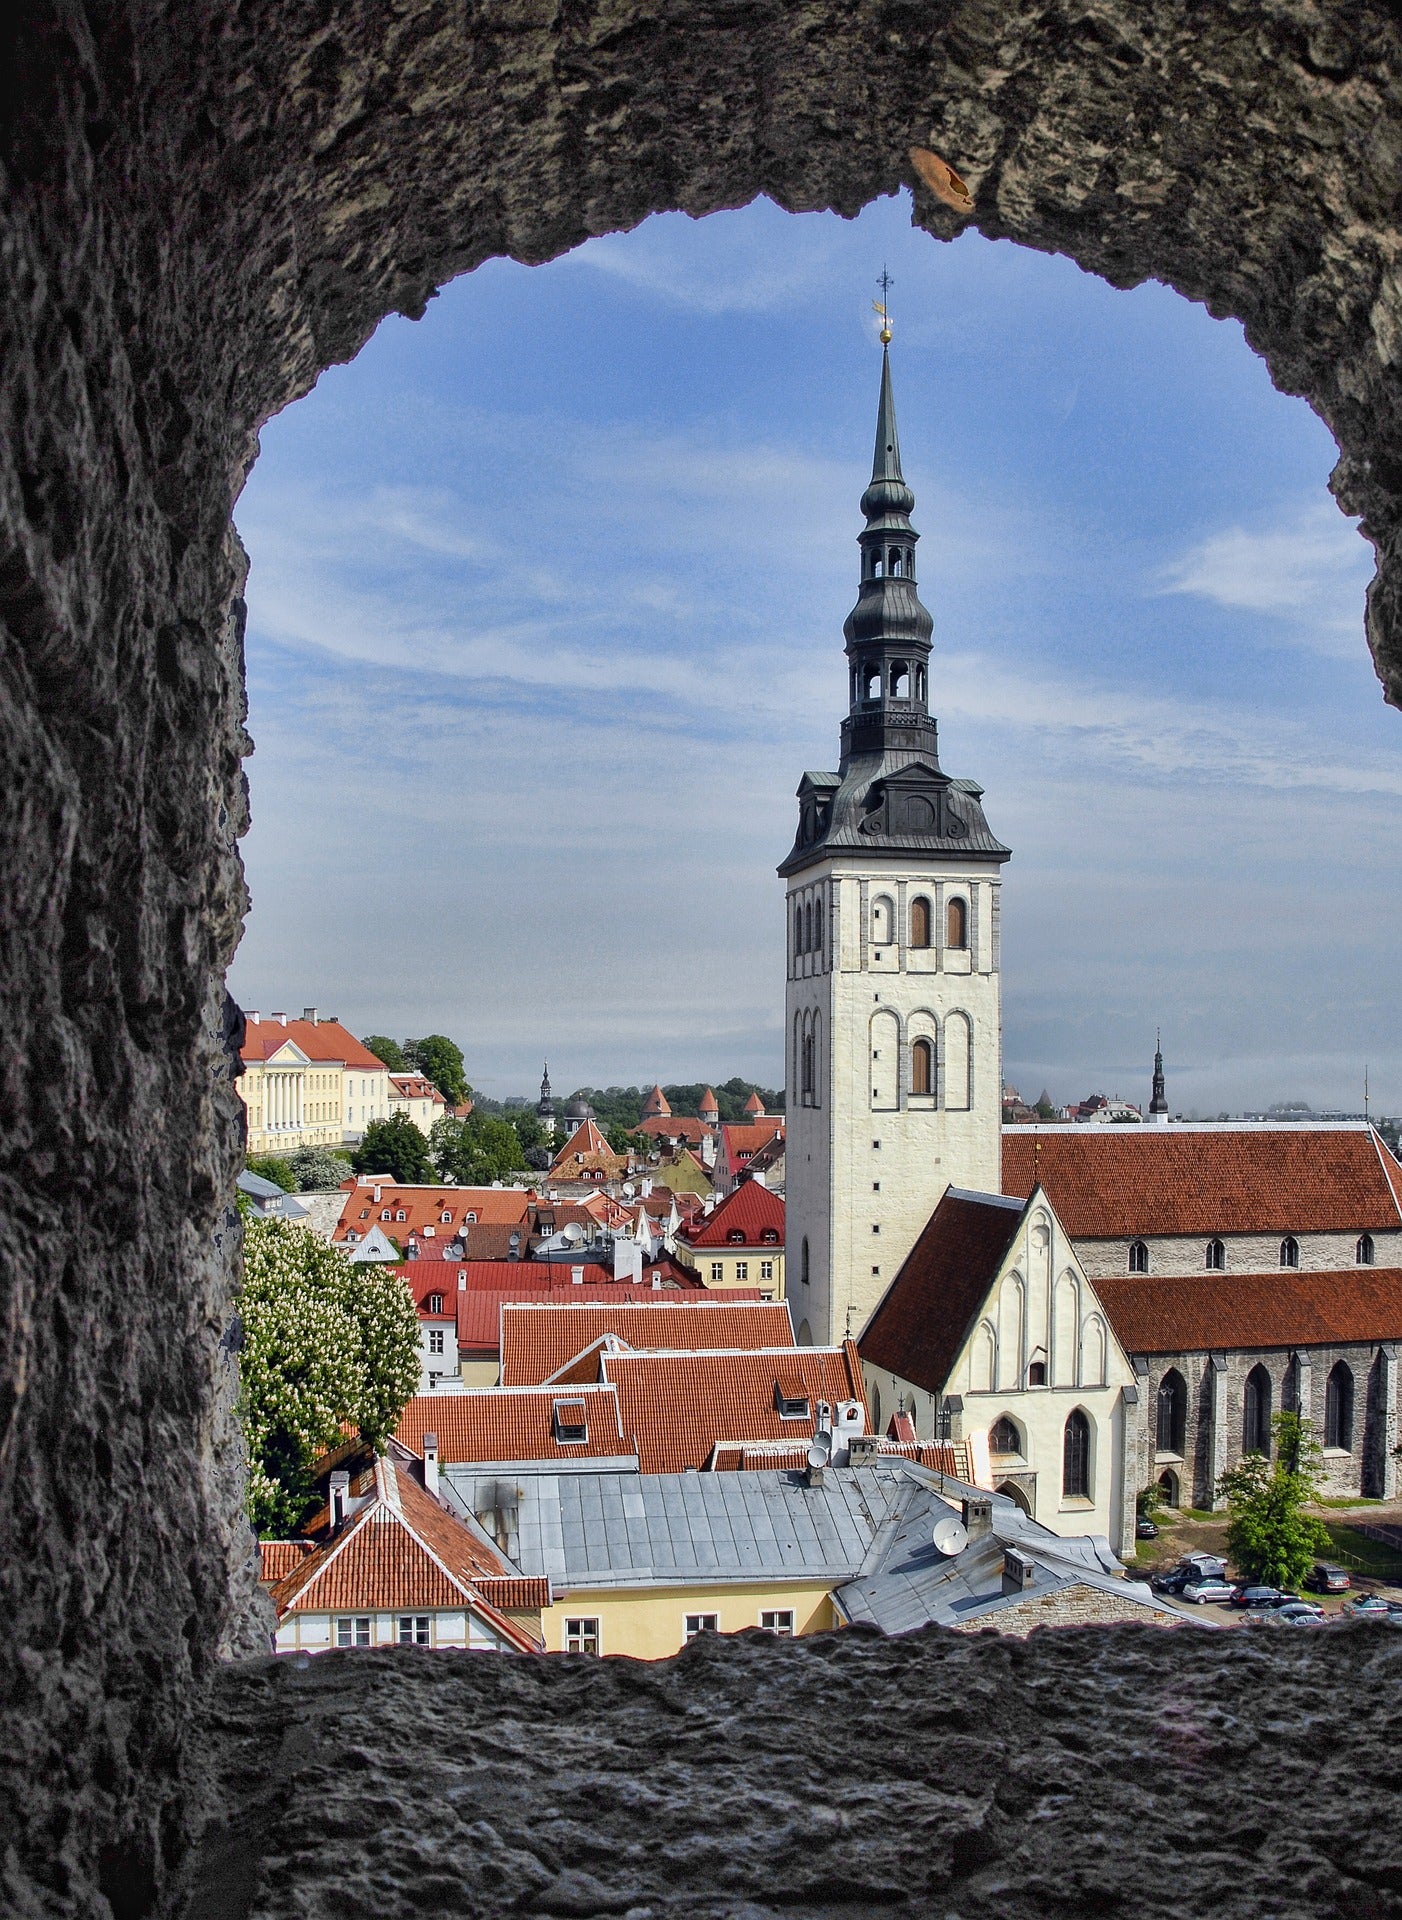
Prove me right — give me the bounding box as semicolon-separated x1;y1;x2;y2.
4;3;1402;1914
191;1625;1402;1918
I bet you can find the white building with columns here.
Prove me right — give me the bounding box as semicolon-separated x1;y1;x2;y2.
781;346;1009;1349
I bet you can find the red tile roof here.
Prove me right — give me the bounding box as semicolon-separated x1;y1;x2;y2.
549;1119;625;1177
452;1280;688;1354
395;1386;635;1465
389;1074;447;1105
240;1015;387;1072
499;1299;796;1387
598;1342;867;1473
476;1576;552;1612
636;1115;712;1145
259;1541;314;1584
335;1184;531;1245
708;1436;970;1478
681;1178;785;1250
858;1190;1027;1395
1002;1125;1402;1237
743;1092;766;1115
641;1085;671;1118
1094;1267;1402;1354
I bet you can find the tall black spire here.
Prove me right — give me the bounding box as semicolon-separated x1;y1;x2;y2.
1150;1031;1169;1119
840;346;939;772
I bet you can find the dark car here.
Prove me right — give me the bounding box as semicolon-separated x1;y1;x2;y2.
1305;1563;1351;1593
1230;1585;1287;1610
1136;1518;1159;1539
1151;1566;1194;1594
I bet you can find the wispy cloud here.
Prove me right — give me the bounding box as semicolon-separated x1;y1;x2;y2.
1157;498;1371;621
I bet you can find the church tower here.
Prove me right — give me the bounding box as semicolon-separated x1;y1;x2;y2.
780;344;1010;1348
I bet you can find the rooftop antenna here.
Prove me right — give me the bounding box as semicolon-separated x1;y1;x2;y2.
873;267;893;344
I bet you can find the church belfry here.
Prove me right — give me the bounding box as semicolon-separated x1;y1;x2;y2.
780;337;1011;1350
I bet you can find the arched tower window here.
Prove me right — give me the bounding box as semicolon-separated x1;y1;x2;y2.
1205;1238;1225;1270
1279;1236;1300;1269
801;1237;810;1286
1325;1362;1354;1450
1356;1232;1375;1265
915;665;926;702
910;1037;934;1097
1156;1369;1186;1455
1243;1365;1272;1455
1128;1240;1149;1274
814;899;824;952
989;1414;1022;1456
890;660;910;698
888;545;902;575
871;896;893;945
1062;1409;1091;1500
862;664;880;700
909;897;932;948
946;896;968;949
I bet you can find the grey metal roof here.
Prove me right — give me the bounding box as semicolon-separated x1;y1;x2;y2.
778;750;1010;877
510;1464;919;1590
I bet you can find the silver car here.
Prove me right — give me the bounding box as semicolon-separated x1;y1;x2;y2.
1182;1575;1236;1605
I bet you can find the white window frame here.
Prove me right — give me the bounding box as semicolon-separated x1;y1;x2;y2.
710;1261;724;1283
684;1613;720;1642
397;1615;431;1646
336;1615;372;1648
760;1259;774;1281
565;1616;600;1655
428;1329;445;1355
735;1260;749;1281
760;1609;795;1635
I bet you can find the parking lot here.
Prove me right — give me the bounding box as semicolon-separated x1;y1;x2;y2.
1135;1501;1402;1627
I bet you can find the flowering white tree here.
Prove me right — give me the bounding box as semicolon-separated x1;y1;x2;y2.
239;1219;421;1536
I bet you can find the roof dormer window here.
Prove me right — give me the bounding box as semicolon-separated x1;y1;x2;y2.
553;1399;589;1444
774;1376;810;1419
381;1209;392;1221
427;1293;444;1314
396;1209;406;1221
440;1211;452;1225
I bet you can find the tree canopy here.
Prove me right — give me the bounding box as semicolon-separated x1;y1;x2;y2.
245;1153;297;1192
362;1034;408;1071
352;1112;433;1183
238;1219;421;1536
285;1145;352;1191
430;1113;527;1185
1216;1412;1333;1589
405;1034;470;1108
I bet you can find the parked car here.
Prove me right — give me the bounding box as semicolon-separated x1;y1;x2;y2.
1344;1593;1402;1619
1229;1586;1289;1610
1305;1563;1351;1593
1250;1600;1324;1626
1136;1518;1159;1539
1182;1575;1237;1605
1151;1565;1196;1595
1182;1552;1229;1580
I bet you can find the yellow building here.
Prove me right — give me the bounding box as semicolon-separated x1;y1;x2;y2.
675;1177;785;1301
539;1583;835;1658
238;1008;394;1154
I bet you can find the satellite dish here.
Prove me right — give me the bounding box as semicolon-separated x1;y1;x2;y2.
933;1517;969;1557
805;1443;828;1470
811;1429;833;1459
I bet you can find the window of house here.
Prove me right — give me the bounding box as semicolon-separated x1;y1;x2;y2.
1062;1409;1091;1500
1325;1362;1354;1450
552;1399;589;1443
1205;1238;1225;1270
760;1610;795;1635
911;1037;934;1097
1243;1365;1272;1455
710;1261;724;1283
565;1617;600;1655
727;1229;744;1243
909;897;932;948
946;896;968;949
381;1209;392;1221
774;1378;810;1417
684;1614;720;1641
396;1209;406;1222
760;1260;774;1281
1156;1369;1187;1456
735;1261;749;1280
1128;1240;1149;1275
336;1616;372;1648
1279;1236;1299;1269
398;1615;431;1646
989;1415;1021;1456
428;1293;444;1314
428;1329;445;1355
1027;1361;1046;1387
1357;1233;1375;1265
465;1211;477;1223
440;1211;452;1225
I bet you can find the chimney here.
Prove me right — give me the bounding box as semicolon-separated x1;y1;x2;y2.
422;1434;439;1501
571;1265;584;1286
961;1496;994;1542
1002;1547;1036;1595
246;1010;260;1025
329;1470;350;1528
373;1184;382;1203
302;1005;318;1024
272;1011;287;1025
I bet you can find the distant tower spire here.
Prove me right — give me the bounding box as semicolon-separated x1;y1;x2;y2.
1150;1030;1169;1122
537;1060;556;1138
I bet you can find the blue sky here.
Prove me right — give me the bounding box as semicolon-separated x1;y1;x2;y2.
230;191;1399;1114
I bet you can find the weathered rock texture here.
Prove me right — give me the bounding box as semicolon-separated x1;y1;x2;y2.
3;2;1402;1914
192;1624;1402;1918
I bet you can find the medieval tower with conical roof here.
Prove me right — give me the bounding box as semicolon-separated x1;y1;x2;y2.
780;344;1010;1348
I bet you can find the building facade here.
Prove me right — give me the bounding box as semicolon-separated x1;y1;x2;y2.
781;349;1009;1349
239;1008;395;1153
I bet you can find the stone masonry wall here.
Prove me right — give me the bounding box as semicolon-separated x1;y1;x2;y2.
4;3;1402;1913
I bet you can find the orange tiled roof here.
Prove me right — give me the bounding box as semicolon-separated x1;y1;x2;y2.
389;1074;447;1104
549;1118;624;1175
476;1575;552;1612
453;1280;695;1353
636;1115;711;1145
240;1015;387;1072
259;1541;314;1584
396;1385;634;1465
598;1342;867;1473
641;1084;671;1118
335;1184;530;1244
681;1178;785;1250
1094;1267;1402;1354
708;1436;970;1478
498;1299;796;1387
716;1120;785;1181
743;1092;766;1115
1002;1125;1402;1237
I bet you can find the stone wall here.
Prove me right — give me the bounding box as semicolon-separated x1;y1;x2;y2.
4;2;1402;1912
1076;1229;1402;1279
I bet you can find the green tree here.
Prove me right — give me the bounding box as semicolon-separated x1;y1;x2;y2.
352;1112;433;1182
286;1145;352;1191
1216;1411;1333;1589
245;1153;297;1192
406;1033;469;1107
238;1220;421;1536
429;1113;526;1184
607;1124;647;1157
362;1034;408;1071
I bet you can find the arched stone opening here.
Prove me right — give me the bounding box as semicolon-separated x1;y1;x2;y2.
5;4;1402;1909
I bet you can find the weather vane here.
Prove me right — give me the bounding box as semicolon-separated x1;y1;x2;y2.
872;267;893;344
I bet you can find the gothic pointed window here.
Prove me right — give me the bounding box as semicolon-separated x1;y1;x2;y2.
1156;1369;1186;1455
1279;1236;1299;1269
946;896;968;949
1325;1362;1354;1450
1356;1232;1375;1265
1062;1409;1091;1500
1128;1239;1149;1274
814;900;824;952
1243;1365;1271;1455
1205;1238;1225;1270
989;1415;1022;1457
911;1037;933;1097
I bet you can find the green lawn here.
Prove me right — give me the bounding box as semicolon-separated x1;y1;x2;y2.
1318;1521;1402;1585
